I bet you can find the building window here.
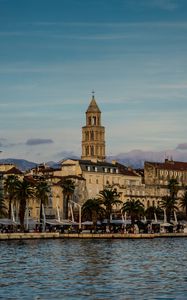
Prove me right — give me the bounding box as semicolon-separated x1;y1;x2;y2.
92;116;97;125
91;146;94;156
86;146;89;156
91;131;94;141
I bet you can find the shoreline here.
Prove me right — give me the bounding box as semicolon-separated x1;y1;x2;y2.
1;232;187;240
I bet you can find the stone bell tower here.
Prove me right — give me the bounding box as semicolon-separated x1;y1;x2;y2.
81;93;105;161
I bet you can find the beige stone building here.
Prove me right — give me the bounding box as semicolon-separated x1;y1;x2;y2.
27;164;86;220
55;158;142;202
143;159;187;206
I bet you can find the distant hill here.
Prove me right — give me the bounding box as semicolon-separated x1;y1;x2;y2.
0;158;38;171
1;149;187;171
108;149;187;168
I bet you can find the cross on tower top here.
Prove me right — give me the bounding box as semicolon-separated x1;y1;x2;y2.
92;90;95;99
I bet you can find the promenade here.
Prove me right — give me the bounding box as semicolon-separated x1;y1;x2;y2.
1;232;187;240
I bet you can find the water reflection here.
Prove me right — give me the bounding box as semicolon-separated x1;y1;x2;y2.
0;238;187;299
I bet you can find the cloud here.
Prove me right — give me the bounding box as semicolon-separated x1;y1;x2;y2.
141;0;179;11
159;83;187;89
176;143;187;150
26;138;54;146
0;138;6;147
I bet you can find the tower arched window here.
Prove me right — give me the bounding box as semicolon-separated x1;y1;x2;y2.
91;131;94;141
86;146;89;156
91;146;94;156
92;116;96;125
86;132;89;141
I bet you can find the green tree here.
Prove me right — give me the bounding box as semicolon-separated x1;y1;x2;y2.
0;175;7;217
180;187;187;218
61;179;75;219
14;178;35;230
35;179;50;227
160;179;179;223
98;187;122;222
122;199;144;225
168;178;179;199
160;196;178;223
145;205;162;220
4;175;19;219
82;198;105;230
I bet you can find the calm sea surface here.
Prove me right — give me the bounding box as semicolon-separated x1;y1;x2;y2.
0;238;187;300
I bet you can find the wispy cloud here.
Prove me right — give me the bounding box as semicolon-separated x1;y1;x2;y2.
30;21;187;29
176;143;187;150
139;0;179;11
159;83;187;89
26;138;54;146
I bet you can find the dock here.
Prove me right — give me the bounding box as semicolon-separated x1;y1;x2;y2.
1;232;187;240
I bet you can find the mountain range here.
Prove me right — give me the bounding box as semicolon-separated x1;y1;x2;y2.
107;149;187;168
1;149;187;171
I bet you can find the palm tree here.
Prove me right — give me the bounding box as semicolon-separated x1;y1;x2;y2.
0;176;7;217
14;178;35;231
168;178;179;199
145;205;162;221
98;187;122;222
61;179;75;219
180;187;187;218
122;199;144;225
35;179;50;227
160;195;178;223
82;198;105;230
160;178;179;223
4;175;19;219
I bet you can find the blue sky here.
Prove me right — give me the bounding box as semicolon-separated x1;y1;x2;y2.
0;0;187;162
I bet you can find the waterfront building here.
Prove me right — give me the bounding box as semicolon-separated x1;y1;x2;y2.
0;163;22;173
144;159;187;203
54;158;142;203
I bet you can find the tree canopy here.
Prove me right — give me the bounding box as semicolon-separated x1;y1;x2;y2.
122;199;144;225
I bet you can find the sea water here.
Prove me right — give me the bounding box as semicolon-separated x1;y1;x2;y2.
0;238;187;299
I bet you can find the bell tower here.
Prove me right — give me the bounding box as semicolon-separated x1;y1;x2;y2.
81;92;105;161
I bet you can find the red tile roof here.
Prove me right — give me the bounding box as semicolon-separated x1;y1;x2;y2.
145;160;187;171
3;167;23;175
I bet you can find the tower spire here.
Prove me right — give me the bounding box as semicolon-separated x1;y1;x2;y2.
92;90;95;100
81;95;106;162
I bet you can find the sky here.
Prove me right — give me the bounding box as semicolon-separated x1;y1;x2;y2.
0;0;187;163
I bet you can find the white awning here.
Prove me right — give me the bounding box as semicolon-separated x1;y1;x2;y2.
0;218;17;225
160;222;173;227
46;219;78;226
